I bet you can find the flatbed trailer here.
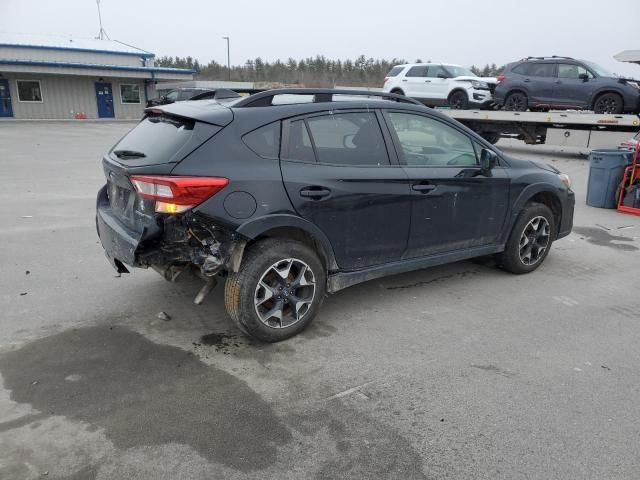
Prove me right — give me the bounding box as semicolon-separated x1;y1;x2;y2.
439;109;640;148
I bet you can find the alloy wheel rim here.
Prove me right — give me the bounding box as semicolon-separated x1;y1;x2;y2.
596;96;618;114
518;216;550;266
451;93;464;108
506;95;525;111
254;258;316;329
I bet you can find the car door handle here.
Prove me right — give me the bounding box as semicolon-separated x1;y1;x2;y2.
300;187;331;199
424;80;431;83
524;78;531;83
555;80;562;84
411;183;436;193
402;79;408;82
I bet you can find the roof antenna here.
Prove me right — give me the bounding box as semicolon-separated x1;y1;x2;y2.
96;0;110;40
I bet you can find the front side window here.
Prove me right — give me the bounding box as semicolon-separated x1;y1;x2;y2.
444;65;474;77
386;112;477;167
243;122;281;159
427;65;448;78
558;64;593;79
165;91;179;101
305;112;389;166
120;84;141;104
17;80;42;102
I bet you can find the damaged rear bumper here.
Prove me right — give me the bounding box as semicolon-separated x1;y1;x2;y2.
96;185;140;273
96;184;246;279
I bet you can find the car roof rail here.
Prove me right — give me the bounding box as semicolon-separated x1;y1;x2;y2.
232;88;423;107
525;56;575;61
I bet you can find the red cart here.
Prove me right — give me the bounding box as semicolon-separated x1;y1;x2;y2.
617;142;640;216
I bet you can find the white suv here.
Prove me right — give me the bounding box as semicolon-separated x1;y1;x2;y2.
382;63;497;109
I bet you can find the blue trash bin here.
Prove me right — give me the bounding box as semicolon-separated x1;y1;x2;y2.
586;149;632;209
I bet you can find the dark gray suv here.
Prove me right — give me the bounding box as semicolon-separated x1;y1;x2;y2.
494;57;640;114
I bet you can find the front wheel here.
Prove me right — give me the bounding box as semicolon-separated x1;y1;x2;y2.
224;238;326;342
497;202;556;274
593;93;623;114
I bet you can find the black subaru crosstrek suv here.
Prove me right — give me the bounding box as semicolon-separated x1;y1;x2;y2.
96;89;575;342
494;56;640;114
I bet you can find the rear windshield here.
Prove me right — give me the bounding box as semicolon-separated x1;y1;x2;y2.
386;66;404;77
111;115;196;165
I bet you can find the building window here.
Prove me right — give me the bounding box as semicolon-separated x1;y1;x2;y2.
17;80;43;102
120;84;141;104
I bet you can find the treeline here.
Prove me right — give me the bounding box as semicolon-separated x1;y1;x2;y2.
470;64;505;77
156;55;505;86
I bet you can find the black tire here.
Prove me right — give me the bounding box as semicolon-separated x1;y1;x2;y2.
497;202;556;274
448;90;469;109
593;92;623;114
503;91;528;111
224;238;326;342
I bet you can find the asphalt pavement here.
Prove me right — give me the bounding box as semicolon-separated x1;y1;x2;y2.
1;122;639;480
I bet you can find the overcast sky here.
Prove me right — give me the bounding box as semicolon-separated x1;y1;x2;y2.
1;0;639;76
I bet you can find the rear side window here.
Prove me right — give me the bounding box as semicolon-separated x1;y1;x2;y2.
305;112;389;166
513;62;555;77
111;115;196;165
405;66;428;77
386;66;404;77
243;122;281;159
511;64;528;75
286;120;315;162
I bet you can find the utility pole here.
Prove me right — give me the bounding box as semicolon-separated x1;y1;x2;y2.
222;36;231;81
96;0;109;40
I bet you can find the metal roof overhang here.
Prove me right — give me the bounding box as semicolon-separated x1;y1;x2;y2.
0;59;194;80
614;50;640;65
0;42;155;58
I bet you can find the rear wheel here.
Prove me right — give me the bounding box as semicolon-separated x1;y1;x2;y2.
390;89;405;97
448;90;469;109
497;202;555;274
593;92;623;114
224;238;326;342
504;92;528;111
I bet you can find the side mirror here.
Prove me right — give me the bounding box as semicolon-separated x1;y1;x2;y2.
437;73;448;79
578;73;589;81
480;148;497;175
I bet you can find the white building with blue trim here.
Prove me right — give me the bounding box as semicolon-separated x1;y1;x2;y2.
0;33;193;119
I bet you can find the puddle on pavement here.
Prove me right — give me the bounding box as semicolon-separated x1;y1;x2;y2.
573;226;638;251
0;325;291;472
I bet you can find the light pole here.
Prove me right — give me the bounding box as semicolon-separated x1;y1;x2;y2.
222;36;230;81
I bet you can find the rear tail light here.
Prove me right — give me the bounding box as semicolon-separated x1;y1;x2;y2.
129;175;229;214
496;74;505;82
